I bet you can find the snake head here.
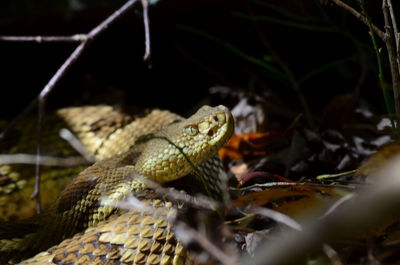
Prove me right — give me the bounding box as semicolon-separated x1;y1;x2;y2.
134;105;234;183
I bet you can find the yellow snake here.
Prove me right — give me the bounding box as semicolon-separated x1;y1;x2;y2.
0;105;234;265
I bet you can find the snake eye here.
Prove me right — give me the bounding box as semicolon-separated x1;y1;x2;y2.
185;125;198;136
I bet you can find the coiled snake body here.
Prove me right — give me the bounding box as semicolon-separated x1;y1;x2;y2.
0;105;234;265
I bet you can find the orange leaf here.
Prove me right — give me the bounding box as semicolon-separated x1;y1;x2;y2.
218;131;281;160
232;186;314;207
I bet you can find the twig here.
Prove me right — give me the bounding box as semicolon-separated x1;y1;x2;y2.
30;0;142;214
32;102;44;213
233;181;360;192
59;128;96;162
320;193;356;218
175;221;239;265
39;0;141;103
242;206;302;231
386;0;400;83
382;0;400;116
327;0;385;40
359;0;394;117
323;244;343;265
0;154;90;166
0;0;145;141
142;0;151;63
386;0;399;53
0;34;86;42
132;174;221;211
101;194;177;220
0;0;147;212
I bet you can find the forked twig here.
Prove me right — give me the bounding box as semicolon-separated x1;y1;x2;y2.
327;0;385;40
0;0;151;213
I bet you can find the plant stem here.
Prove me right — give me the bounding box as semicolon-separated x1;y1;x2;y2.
359;0;394;116
382;0;400;121
328;0;385;40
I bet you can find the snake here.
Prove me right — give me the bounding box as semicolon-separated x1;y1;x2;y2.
0;106;184;221
0;105;234;265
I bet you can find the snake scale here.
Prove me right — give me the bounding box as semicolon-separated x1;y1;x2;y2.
0;105;234;265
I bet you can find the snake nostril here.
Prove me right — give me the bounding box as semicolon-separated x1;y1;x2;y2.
207;129;214;136
213;116;219;122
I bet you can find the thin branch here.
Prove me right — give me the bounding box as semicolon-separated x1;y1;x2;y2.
38;0;141;102
59;128;96;162
233;181;360;192
0;154;90;166
386;0;399;53
323;244;343;265
142;0;151;62
320;193;356;218
383;0;400;116
30;0;142;213
0;34;86;42
32;101;44;213
175;221;239;265
0;0;145;212
132;174;221;211
327;0;385;40
387;0;400;85
244;206;302;231
0;0;143;141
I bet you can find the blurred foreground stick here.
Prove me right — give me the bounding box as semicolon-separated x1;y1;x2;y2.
242;153;400;265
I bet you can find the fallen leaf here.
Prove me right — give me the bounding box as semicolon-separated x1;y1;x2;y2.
232;185;344;219
356;142;399;181
218;131;281;160
233;186;313;207
237;171;292;186
230;163;249;181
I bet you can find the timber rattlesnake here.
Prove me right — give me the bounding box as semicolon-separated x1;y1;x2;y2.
0;105;234;265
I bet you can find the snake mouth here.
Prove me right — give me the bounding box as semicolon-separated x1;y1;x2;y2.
208;107;234;147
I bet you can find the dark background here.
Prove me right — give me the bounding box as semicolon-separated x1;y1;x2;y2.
0;0;387;119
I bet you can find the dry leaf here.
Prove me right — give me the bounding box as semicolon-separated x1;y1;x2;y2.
237;171;292;186
218;131;281;160
356;142;399;182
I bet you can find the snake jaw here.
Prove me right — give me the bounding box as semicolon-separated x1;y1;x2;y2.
134;105;234;183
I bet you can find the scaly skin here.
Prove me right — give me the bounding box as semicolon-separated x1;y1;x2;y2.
0;106;181;221
0;105;234;265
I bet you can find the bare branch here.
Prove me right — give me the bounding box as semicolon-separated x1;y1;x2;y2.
323;244;343;265
142;0;151;62
0;34;86;42
175;221;239;265
59;128;96;162
383;0;400;115
0;0;143;141
386;0;399;52
386;0;400;82
133;174;221;211
328;0;385;40
32;102;44;213
0;154;89;166
233;181;360;192
241;206;302;231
